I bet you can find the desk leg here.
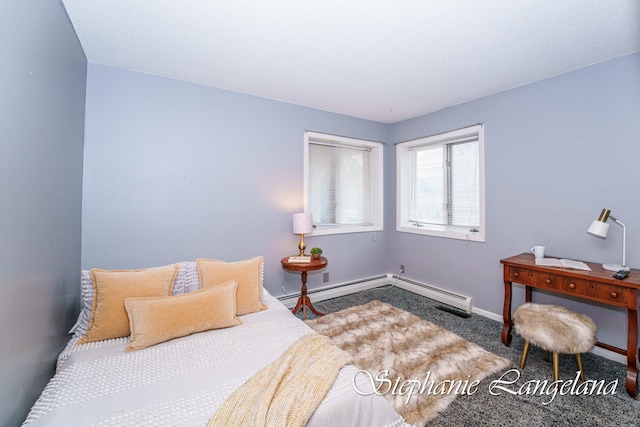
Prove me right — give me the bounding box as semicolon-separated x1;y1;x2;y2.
626;306;638;398
525;286;532;303
502;280;513;346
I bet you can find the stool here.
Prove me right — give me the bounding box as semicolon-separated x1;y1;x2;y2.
513;303;596;382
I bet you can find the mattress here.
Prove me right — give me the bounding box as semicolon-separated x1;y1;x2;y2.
23;291;408;426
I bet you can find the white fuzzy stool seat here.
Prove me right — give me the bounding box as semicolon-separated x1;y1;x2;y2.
513;303;597;381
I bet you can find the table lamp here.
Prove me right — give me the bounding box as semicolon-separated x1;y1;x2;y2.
587;208;629;271
293;213;313;255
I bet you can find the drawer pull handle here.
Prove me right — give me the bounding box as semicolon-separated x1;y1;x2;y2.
514;272;519;278
568;283;576;289
610;292;618;298
544;278;551;284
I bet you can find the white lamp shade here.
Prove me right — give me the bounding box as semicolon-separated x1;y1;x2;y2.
293;213;313;235
587;220;609;238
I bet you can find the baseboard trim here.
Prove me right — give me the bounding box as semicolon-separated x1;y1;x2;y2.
472;306;502;322
277;275;627;364
589;347;626;364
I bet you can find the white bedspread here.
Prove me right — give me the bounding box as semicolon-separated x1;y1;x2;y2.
23;292;407;427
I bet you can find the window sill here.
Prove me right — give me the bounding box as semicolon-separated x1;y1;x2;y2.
396;224;485;242
311;224;383;236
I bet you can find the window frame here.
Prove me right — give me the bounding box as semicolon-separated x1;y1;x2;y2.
396;124;485;242
304;131;384;236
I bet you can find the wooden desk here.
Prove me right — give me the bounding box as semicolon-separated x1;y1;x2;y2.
281;256;327;320
500;253;640;398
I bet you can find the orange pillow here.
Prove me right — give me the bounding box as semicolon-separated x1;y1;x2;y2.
197;256;266;315
78;265;178;344
124;280;241;352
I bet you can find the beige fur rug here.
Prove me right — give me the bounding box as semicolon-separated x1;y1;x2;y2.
306;300;511;426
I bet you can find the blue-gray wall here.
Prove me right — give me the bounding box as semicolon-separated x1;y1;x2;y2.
388;52;640;349
82;53;640;352
0;1;86;425
81;63;390;294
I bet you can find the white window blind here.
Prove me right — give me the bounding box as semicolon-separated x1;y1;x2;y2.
449;140;480;227
410;137;479;228
308;142;372;226
304;131;383;235
397;124;484;242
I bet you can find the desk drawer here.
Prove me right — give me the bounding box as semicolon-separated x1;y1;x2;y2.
505;266;534;285
505;267;561;289
536;272;562;289
563;278;628;305
535;271;562;290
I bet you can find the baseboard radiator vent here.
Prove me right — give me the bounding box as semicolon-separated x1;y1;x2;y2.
277;275;390;309
391;275;473;313
277;274;472;314
436;305;472;318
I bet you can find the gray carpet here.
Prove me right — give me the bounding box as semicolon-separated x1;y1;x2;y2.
294;285;640;426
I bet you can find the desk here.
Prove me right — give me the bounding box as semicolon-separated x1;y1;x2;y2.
281;256;327;320
500;253;640;398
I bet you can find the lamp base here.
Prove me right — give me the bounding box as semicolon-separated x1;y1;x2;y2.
298;234;306;256
602;263;630;272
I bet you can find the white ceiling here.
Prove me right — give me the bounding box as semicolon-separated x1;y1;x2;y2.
61;0;640;124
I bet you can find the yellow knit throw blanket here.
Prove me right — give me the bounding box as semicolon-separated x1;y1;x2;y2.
208;333;352;427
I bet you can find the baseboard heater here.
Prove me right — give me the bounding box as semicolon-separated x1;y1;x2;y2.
277;275;390;308
390;274;473;313
277;274;472;314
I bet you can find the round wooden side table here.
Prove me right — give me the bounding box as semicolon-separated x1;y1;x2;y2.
281;256;328;319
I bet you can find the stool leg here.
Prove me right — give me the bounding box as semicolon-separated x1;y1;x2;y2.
519;341;530;369
552;352;560;383
575;354;585;381
544;350;549;362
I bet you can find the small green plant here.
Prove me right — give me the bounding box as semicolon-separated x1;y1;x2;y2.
310;247;323;255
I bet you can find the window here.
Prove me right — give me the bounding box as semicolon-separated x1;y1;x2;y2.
396;124;485;242
305;131;384;235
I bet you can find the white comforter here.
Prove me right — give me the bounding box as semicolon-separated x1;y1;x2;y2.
23;292;407;427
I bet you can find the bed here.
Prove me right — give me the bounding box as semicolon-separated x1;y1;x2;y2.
22;258;407;426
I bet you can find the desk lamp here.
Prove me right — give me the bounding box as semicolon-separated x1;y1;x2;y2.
587;208;629;271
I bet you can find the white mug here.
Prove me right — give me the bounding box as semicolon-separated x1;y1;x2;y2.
530;245;545;259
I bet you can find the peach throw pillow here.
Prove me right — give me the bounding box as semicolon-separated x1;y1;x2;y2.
78;265;178;344
197;256;267;315
124;280;241;352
